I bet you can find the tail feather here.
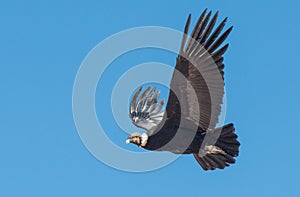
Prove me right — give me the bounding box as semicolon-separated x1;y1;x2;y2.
193;123;240;170
207;154;227;168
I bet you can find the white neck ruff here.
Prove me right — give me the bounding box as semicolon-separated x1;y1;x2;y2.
140;133;148;147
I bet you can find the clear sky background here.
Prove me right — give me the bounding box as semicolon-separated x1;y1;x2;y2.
1;0;300;196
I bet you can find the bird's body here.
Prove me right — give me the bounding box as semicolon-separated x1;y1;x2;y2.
145;125;207;154
126;9;240;171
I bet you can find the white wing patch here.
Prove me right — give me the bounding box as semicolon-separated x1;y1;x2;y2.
129;86;165;131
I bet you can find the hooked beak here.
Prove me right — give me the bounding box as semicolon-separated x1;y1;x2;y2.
126;139;131;144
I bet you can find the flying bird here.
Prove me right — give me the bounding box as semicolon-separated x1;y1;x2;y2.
126;9;240;171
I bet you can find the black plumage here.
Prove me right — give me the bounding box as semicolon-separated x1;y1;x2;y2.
126;9;240;171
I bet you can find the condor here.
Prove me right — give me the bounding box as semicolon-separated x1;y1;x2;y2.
126;9;240;171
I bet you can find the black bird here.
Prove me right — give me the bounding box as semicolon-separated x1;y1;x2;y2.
126;9;240;171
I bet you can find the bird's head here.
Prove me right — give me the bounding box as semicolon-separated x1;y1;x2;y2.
126;132;148;147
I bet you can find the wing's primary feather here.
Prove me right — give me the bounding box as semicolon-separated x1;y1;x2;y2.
129;86;165;131
165;9;232;130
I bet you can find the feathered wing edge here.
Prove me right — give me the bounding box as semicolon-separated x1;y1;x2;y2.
165;9;233;130
129;86;165;131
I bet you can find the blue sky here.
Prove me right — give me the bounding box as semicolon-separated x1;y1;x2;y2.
1;0;300;196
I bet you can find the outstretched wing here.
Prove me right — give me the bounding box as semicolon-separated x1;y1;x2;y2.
166;9;232;130
129;86;165;131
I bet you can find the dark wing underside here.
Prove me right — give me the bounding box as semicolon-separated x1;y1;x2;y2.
165;9;232;131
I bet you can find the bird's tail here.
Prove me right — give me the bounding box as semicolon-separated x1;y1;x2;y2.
193;123;240;170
